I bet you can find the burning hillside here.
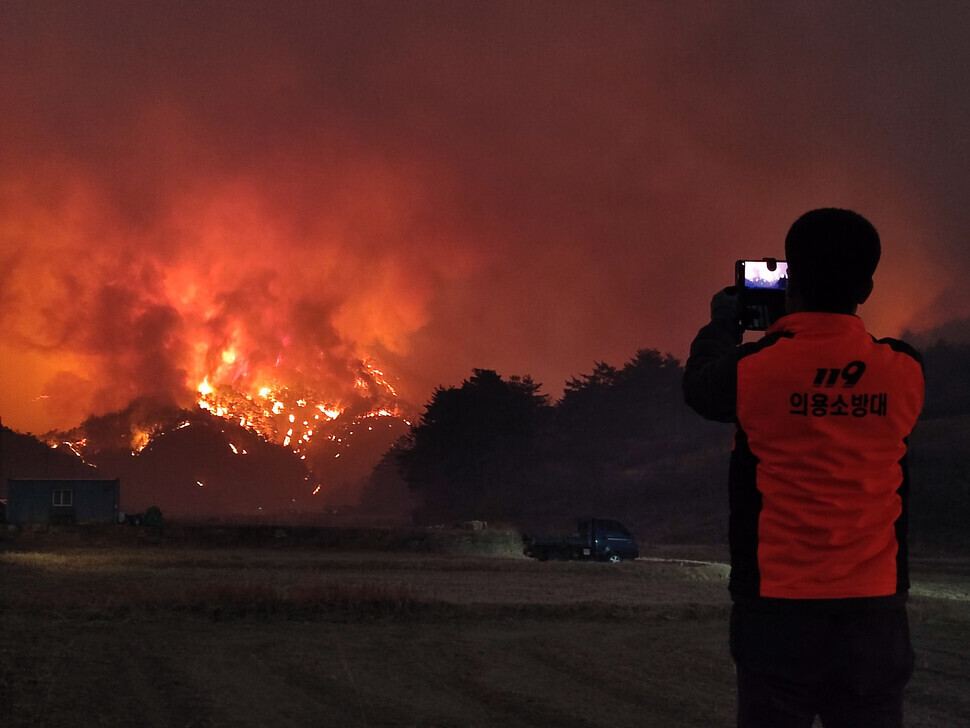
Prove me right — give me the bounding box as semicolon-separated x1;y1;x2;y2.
2;167;422;517
43;389;411;520
195;359;406;457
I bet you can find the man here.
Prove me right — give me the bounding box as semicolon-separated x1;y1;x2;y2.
682;208;924;727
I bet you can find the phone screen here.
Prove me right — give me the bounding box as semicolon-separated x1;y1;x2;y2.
741;260;788;291
736;259;788;331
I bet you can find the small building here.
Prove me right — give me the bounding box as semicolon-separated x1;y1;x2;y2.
6;479;120;525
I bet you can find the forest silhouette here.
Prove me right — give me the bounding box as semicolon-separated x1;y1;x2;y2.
364;342;970;551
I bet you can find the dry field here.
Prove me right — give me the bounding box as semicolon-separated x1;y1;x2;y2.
1;536;967;728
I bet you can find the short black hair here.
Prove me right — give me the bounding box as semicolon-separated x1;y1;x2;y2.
784;208;881;313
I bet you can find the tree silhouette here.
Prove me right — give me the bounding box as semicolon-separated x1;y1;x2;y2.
556;350;693;461
547;349;690;516
399;369;551;524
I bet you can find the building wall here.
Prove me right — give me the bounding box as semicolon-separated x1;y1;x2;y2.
6;479;120;524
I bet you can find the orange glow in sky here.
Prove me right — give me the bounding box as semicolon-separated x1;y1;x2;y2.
1;3;968;434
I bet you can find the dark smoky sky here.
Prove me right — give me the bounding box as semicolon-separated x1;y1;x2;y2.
2;1;969;432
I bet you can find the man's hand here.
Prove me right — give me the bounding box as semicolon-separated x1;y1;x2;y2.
710;287;742;343
711;286;739;320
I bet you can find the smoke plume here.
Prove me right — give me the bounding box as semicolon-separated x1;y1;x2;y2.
2;2;969;433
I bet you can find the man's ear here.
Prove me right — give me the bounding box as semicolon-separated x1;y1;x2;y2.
857;278;874;305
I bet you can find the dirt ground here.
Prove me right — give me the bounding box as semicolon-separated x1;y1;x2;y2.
1;543;967;728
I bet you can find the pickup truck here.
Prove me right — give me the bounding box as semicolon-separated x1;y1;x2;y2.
523;518;639;562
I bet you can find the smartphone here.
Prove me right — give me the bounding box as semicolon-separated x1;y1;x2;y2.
736;259;788;330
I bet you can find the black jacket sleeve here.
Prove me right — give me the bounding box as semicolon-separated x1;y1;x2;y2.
682;291;740;423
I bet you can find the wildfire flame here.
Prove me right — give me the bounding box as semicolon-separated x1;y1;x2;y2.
130;428;154;454
193;356;404;458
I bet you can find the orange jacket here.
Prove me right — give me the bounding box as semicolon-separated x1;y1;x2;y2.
684;312;924;605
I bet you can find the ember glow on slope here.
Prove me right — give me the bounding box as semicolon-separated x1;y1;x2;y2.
2;2;969;434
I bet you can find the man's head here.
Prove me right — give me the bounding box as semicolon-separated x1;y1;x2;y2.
784;208;881;315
